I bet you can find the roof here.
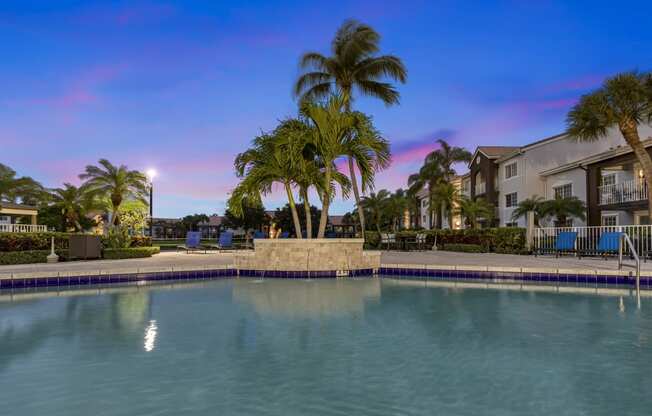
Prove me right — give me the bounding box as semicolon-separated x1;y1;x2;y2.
329;215;345;226
477;146;521;158
0;202;37;211
198;214;222;227
539;139;652;176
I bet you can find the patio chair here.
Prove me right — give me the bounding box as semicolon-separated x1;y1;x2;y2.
534;231;577;258
177;231;205;253
325;231;337;238
380;233;397;250
206;231;234;251
253;230;266;239
595;231;622;259
407;233;427;251
279;231;290;238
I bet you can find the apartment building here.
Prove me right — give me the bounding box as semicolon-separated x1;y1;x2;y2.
416;175;465;229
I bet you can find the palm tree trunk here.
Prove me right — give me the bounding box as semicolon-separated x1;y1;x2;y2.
301;187;312;239
318;166;331;238
284;182;303;239
348;156;366;237
620;122;652;221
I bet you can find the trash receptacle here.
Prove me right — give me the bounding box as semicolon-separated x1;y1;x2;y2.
69;235;102;260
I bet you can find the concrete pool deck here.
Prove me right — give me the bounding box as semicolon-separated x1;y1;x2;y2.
0;249;651;277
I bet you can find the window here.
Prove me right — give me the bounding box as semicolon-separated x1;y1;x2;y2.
505;222;518;227
601;174;616;186
0;216;9;224
505;192;518;208
553;183;573;199
505;162;518;179
601;215;618;226
421;199;428;208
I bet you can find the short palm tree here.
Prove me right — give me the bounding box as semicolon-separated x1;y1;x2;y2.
49;184;96;232
539;197;586;227
511;196;545;226
294;19;405;237
79;159;148;225
360;190;391;233
408;157;444;228
567;71;652;219
457;197;494;229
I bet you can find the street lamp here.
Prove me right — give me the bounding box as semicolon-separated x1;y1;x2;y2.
146;169;157;237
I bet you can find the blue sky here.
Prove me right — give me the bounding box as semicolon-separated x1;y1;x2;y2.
1;0;651;217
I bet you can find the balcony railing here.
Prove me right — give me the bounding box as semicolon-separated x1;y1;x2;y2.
534;225;652;257
0;224;48;233
598;179;648;205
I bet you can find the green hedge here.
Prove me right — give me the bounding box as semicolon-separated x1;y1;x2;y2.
0;232;77;252
0;249;70;265
440;243;486;253
128;235;152;247
364;228;527;254
102;247;160;259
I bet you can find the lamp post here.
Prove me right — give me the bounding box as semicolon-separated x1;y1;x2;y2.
146;169;157;237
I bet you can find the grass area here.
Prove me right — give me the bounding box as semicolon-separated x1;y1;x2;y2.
154;239;214;251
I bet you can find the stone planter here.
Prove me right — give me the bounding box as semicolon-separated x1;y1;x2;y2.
234;238;380;273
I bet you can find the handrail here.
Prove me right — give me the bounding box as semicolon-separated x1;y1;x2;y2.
619;233;641;309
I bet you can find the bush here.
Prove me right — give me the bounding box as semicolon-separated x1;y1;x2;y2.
440;243;486;253
129;235;152;247
0;249;69;265
0;232;77;252
102;247;160;259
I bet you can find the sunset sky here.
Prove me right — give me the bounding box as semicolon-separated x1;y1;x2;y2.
2;0;651;217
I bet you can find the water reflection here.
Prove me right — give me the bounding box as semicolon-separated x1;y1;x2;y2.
144;320;158;352
233;278;381;317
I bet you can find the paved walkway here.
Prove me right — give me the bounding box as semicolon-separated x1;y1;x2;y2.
0;249;648;276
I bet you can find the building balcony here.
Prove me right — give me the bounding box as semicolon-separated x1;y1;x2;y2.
598;179;648;205
475;182;486;195
0;224;48;233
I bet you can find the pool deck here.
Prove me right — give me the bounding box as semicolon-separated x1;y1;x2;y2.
0;249;650;277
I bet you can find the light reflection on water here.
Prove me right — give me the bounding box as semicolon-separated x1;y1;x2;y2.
0;279;651;416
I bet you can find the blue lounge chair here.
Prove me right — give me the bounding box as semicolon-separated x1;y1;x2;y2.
553;231;578;258
178;231;204;253
253;231;266;239
279;231;290;238
207;232;233;251
596;231;622;259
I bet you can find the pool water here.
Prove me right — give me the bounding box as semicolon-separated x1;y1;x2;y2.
1;278;651;416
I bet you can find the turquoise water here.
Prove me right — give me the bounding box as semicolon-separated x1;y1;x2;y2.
1;278;651;415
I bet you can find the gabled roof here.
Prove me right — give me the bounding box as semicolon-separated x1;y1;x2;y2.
0;202;37;211
469;146;520;167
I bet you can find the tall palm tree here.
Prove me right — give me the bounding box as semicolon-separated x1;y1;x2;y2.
457;197;494;229
79;159;148;226
294;19;406;236
0;163;45;205
408;157;444;228
432;181;459;229
360;190;391;233
386;188;409;231
567;71;652;219
300;95;362;237
232;133;303;238
539;197;586;227
425;139;473;179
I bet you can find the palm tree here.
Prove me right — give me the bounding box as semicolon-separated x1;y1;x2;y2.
360;190;390;233
425;139;473;178
457;197;494;229
567;71;652;219
79;159;148;226
300;95;361;237
511;196;545;226
0;163;45;205
432;181;459;229
539;197;586;227
232;133;303;238
294;19;406;236
408;157;444;228
49;184;95;232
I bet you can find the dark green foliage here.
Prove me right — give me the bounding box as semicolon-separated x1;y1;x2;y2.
223;202;269;231
273;204;321;237
102;247;160;259
440;243;485;253
0;232;74;252
0;250;69;265
129;235;152;247
181;214;210;232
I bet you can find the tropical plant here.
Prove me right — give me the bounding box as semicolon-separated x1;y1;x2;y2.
48;183;97;232
294;19;405;236
432;181;459;229
0;163;46;205
425;139;472;179
118;200;150;234
360;190;391;233
104;226;131;249
79;159;149;225
300;95;366;237
457;197;494;229
567;71;652;219
539;197;586;227
511;196;545;226
408;156;444;228
222;201;269;231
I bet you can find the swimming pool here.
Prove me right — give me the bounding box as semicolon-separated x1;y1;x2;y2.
1;278;651;415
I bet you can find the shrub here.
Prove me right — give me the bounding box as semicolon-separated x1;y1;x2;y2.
440;243;486;253
129;235;152;247
0;232;76;252
102;246;160;259
102;226;131;249
0;249;69;265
